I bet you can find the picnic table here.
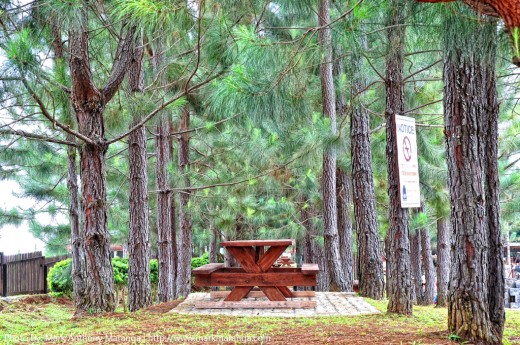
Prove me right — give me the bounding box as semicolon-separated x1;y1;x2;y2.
193;239;319;309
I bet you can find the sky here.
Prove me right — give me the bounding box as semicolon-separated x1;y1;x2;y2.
0;180;46;255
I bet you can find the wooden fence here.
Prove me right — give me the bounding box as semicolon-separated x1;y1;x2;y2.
0;251;70;297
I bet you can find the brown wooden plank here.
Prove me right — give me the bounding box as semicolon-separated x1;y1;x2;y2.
255;246;265;261
259;287;286;301
212;267;301;273
225;247;260;272
224;286;253;301
210;290;315;298
221;240;293;247
302;263;319;275
276;286;294;297
194;274;212;287
194;301;316;309
210;272;316;286
257;245;288;271
192;263;225;274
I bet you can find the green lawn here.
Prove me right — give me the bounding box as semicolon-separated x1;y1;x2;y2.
0;296;519;344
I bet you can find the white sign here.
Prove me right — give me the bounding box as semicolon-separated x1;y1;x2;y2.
395;115;420;208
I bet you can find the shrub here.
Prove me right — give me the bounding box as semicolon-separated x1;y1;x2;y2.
48;257;161;294
150;259;158;284
47;258;73;297
112;257;129;287
48;254;207;295
191;252;209;269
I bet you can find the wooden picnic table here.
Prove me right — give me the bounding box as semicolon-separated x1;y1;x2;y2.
192;239;319;309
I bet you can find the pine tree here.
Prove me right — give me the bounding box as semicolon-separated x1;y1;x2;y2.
385;0;413;315
443;6;504;343
127;32;152;311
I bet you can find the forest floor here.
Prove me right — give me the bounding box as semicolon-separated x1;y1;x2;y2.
0;295;519;345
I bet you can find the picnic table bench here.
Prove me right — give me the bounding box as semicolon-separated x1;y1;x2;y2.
192;239;319;309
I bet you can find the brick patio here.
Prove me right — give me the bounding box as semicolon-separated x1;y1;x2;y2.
169;292;380;317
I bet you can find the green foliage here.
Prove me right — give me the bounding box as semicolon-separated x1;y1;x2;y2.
47;258;159;294
191;252;209;269
112;257;129;286
47;259;73;296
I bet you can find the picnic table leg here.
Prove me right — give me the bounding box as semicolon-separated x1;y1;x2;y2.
259;287;286;301
276;286;294;297
255;246;265;262
225;286;253;301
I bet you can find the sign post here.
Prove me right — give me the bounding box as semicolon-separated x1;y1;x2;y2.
395;115;420;208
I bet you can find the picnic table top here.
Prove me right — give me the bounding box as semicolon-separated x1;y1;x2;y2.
220;239;293;247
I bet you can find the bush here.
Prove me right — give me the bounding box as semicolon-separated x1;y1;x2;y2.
112;257;128;286
150;259;158;284
47;258;73;297
47;255;206;295
191;252;209;269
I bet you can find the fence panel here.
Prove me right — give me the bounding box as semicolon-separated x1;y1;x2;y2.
0;251;70;297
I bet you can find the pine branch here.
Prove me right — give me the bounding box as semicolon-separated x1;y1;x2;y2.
403;59;442;81
106;70;225;145
102;23;137;103
20;77;96;145
0;128;78;147
403;99;443;115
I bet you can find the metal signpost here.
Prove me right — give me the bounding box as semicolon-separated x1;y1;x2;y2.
395;115;421;208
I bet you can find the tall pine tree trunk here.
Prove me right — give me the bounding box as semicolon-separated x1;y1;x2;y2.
168;120;178;299
318;0;348;292
155;119;172;302
70;22;114;313
127;37;151;311
436;218;450;307
443;9;504;343
169;191;178;299
350;31;385;299
53;24;84;309
176;107;192;297
336;168;354;291
67;133;85;309
385;0;413;315
410;231;422;304
420;228;435;305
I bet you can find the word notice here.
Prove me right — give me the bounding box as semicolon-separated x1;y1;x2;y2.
395;115;421;208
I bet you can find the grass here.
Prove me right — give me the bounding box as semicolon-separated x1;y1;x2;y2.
0;296;519;344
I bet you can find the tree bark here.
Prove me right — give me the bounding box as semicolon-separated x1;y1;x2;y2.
155;119;172;302
68;5;135;313
169;189;178;299
336;168;354;291
209;225;217;263
436;218;450;307
52;23;85;310
127;37;152;312
318;0;348;292
67;133;85;310
443;11;504;343
385;0;413;315
70;21;114;313
410;231;422;304
420;228;435;305
176;107;192;297
350;32;385;300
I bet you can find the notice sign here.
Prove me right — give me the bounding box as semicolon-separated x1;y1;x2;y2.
395;115;420;208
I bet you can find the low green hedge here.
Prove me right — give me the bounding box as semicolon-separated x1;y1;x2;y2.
47;254;209;295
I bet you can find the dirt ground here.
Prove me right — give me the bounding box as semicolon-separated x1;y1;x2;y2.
3;296;517;344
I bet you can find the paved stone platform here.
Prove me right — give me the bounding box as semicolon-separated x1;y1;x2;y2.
169;292;380;317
